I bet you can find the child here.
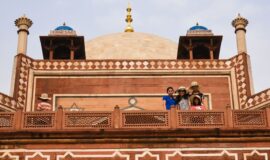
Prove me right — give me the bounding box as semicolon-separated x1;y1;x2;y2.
162;87;176;110
190;95;206;111
175;86;189;110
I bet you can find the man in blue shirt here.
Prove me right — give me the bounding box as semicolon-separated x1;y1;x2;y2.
162;87;176;110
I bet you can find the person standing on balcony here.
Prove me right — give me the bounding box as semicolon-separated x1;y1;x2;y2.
37;93;52;111
163;87;176;110
189;81;204;102
190;95;206;110
175;86;189;110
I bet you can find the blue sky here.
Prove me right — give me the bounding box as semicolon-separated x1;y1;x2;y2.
0;0;269;95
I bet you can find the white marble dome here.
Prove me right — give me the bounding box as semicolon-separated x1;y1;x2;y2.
85;32;178;59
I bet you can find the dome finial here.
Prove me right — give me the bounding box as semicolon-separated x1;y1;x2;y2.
63;22;66;26
196;22;199;26
124;2;134;32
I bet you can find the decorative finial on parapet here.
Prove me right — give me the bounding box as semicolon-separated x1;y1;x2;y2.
15;14;33;54
231;13;249;54
124;2;134;32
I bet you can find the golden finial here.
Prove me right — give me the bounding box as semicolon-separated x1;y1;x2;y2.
124;2;134;32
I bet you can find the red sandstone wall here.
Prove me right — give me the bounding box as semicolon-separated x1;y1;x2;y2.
33;76;231;111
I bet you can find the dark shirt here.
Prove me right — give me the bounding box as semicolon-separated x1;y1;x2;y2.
175;94;189;104
162;95;176;110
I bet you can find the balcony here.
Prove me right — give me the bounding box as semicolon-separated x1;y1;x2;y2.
0;106;269;132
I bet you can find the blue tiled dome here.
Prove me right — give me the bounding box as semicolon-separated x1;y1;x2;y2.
55;23;73;31
189;23;208;31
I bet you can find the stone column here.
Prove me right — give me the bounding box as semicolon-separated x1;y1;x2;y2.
232;14;248;54
189;47;193;60
15;15;33;54
209;39;214;60
209;48;214;60
49;49;54;60
70;39;75;60
188;39;193;60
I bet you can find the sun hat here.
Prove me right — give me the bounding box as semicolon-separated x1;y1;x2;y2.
39;93;51;100
176;86;187;92
190;81;199;89
191;81;199;87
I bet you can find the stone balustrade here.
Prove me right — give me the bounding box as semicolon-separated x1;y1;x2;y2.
0;92;20;111
0;106;269;131
245;88;270;109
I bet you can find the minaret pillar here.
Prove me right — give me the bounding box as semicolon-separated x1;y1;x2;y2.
232;14;248;54
15;15;33;54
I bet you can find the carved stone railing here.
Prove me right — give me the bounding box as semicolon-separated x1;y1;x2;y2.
63;111;112;129
1;107;270;131
121;111;169;128
177;110;226;128
244;88;270;109
0;92;20;111
233;110;267;128
0;112;15;129
22;112;56;129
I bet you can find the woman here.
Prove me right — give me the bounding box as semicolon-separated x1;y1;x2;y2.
190;95;206;111
175;86;189;110
162;87;176;110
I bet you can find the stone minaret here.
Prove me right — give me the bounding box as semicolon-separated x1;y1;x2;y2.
232;14;249;54
15;15;33;54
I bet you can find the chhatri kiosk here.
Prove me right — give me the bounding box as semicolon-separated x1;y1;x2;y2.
1;5;270;160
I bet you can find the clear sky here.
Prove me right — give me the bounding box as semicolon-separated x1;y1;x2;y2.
0;0;269;95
